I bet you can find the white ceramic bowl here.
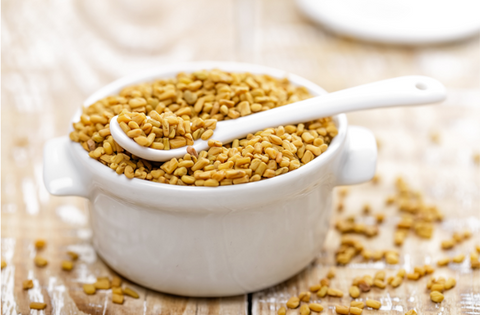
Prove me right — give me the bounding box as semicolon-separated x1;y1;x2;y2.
43;61;377;297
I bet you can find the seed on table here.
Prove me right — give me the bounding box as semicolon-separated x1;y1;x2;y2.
406;272;420;280
309;284;322;292
34;239;46;249
335;305;349;315
278;306;286;315
358;279;371;292
350;301;365;309
23;279;34;290
452;254;465;263
67;251;79;261
317;286;328;298
320;277;330;286
94;278;111;290
299;291;311;302
327;267;336;279
441;239;455;250
405;310;417;315
30;302;47;310
430;291;444;303
34;256;48;267
1;260;6;269
123;287;139;299
350;306;363;315
349;285;360;298
286;296;300;309
309;303;324;312
300;304;311;315
374;270;385;281
82;283;96;295
391;276;403;287
437;257;450;266
61;260;74;271
397;269;406;278
327;288;343;297
444;278;456;290
431;283;444;292
112;293;124;304
112;287;123;295
366;299;382;309
374;279;386;289
111;276;122;288
424;264;434;274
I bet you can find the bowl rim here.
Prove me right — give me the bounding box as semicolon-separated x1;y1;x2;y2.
72;61;348;195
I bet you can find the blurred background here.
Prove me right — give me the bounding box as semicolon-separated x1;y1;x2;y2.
2;0;480;314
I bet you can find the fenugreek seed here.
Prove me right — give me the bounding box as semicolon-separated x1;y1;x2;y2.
444;277;456;290
397;269;406;278
350;306;363;315
62;260;73;271
112;287;123;295
350;301;365;309
112;293;124;304
111;276;122;288
278;306;286;315
1;260;6;269
35;239;46;249
441;239;455;250
299;291;311;302
349;285;360;298
335;305;349;315
374;270;385;281
424;264;435;274
94;279;110;290
310;284;322;292
23;279;34;290
430;291;444;303
286;296;300;309
327;267;336;279
405;310;417;315
374;279;386;289
431;283;444;292
83;284;96;295
407;272;420;280
309;303;324;312
366;299;381;309
320;278;330;286
391;276;403;287
34;256;48;267
300;304;311;315
123;287;139;298
452;254;465;263
30;302;47;310
327;288;343;297
317;286;328;298
437;257;450;266
358;279;371;292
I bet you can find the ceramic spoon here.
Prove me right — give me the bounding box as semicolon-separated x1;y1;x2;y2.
110;75;446;161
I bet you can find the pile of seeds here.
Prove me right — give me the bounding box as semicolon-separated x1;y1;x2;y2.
70;70;338;186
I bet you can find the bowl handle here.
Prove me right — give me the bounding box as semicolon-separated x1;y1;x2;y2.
335;126;377;186
43;136;89;198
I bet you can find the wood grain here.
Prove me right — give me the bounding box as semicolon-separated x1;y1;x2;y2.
2;0;479;314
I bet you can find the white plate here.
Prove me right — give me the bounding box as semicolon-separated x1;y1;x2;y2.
296;0;480;45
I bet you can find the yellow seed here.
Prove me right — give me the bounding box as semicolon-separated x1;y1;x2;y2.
327;267;336;279
350;301;365;309
437;257;450;266
452;254;465;263
430;291;444;303
61;260;73;271
34;256;48;267
444;277;456;290
431;283;444;292
406;272;420;280
441;239;455;250
349;285;360;298
335;305;349;315
374;279;386;289
286;296;300;309
30;302;47;310
309;303;324;312
112;293;124;304
94;279;111;290
112;287;123;295
123;287;139;298
23;279;34;290
299;291;311;302
83;284;96;295
300;304;311;315
309;284;322;292
327;288;343;297
317;285;328;298
397;269;406;278
277;306;286;315
366;299;381;309
35;239;46;249
350;306;363;315
405;310;417;315
1;260;7;269
67;251;79;261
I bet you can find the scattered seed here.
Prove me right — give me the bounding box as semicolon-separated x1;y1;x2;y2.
30;302;47;310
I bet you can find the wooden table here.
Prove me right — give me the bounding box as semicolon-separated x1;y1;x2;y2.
2;0;479;314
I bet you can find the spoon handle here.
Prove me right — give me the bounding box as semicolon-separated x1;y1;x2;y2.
220;75;446;141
